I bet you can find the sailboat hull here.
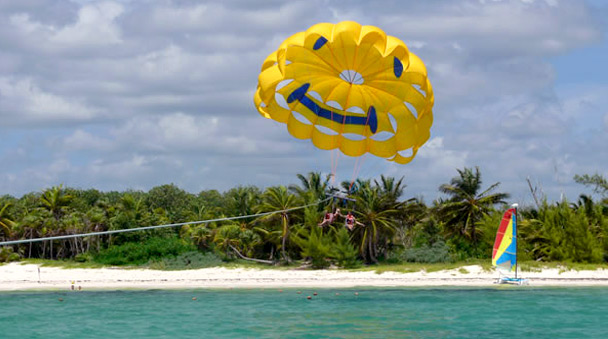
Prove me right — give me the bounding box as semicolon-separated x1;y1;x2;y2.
495;277;529;285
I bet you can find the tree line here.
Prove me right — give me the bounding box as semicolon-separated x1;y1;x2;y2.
1;168;607;268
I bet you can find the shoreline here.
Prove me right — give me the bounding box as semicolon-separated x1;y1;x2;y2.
1;263;608;291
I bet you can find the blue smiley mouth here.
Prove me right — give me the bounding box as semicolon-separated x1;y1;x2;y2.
286;83;378;134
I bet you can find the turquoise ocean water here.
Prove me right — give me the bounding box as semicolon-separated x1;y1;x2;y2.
1;287;606;338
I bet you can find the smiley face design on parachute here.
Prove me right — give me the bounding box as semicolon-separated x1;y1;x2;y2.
286;82;378;134
254;21;434;164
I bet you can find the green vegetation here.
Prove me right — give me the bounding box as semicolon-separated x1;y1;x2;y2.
0;246;19;263
397;241;453;263
93;237;195;266
0;169;607;270
149;251;224;270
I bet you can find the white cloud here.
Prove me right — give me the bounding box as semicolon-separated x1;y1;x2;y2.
557;85;608;133
9;13;49;34
407;137;469;182
88;155;154;180
143;1;321;35
62;130;113;151
136;45;189;80
49;158;72;174
8;2;123;52
0;77;96;124
384;0;600;56
149;4;214;31
51;2;124;46
108;113;218;152
501;101;567;137
158;113;218;147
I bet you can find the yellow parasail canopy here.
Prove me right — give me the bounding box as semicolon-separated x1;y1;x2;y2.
254;21;434;164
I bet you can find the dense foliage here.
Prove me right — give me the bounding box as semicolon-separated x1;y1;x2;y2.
1;169;607;268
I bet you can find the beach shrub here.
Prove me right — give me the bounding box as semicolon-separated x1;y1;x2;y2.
520;201;604;263
74;252;92;262
408;218;444;248
93;236;196;266
293;227;331;269
400;241;453;263
0;247;20;262
149;251;223;270
330;228;360;268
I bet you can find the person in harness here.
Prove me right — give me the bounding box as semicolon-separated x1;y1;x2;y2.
344;211;364;231
318;208;342;227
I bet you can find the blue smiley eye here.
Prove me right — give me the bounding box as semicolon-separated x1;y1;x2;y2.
393;57;403;78
313;36;328;50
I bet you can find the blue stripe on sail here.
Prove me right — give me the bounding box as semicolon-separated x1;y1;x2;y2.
496;255;515;271
495;253;514;266
511;213;517;251
497;213;517;271
505;240;516;255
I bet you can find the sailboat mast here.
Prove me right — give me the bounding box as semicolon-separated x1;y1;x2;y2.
512;203;519;279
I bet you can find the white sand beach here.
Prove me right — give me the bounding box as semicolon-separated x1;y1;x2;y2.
1;263;607;291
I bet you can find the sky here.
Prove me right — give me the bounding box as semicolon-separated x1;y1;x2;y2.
0;0;607;204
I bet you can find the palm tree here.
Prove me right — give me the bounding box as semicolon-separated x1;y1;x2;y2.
256;186;298;262
181;203;217;250
352;183;400;263
289;172;331;203
394;197;429;248
40;185;72;220
84;207;107;252
374;175;406;204
224;186;261;216
213;224;243;255
119;194;146;219
38;185;72;259
12;208;46;258
437;167;509;245
0;202;16;241
108;193;150;244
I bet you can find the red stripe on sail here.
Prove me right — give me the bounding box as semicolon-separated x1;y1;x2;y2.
492;208;514;259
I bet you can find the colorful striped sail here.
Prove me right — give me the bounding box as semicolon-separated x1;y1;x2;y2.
492;208;517;272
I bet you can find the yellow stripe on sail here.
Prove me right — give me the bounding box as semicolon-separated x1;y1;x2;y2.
492;219;513;267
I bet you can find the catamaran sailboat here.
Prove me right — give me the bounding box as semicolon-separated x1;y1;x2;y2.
492;203;529;285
